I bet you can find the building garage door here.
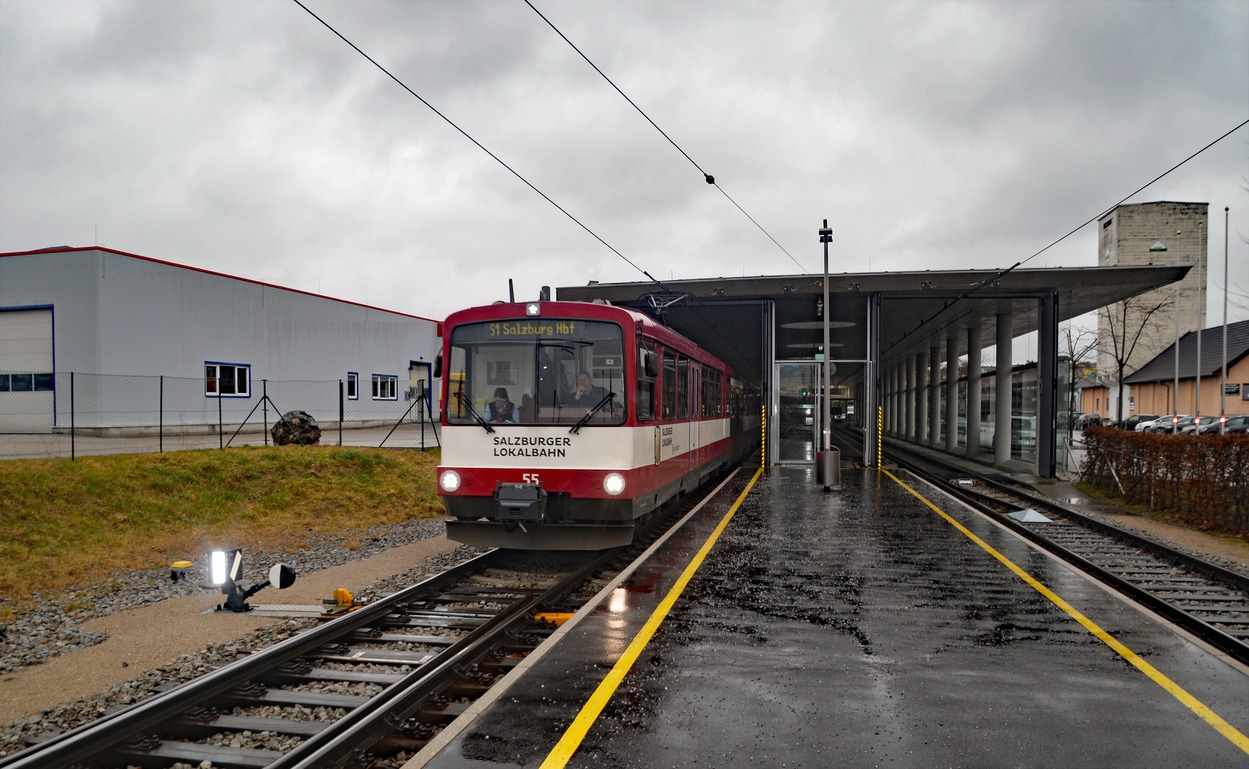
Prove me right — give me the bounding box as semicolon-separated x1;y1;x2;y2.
0;307;55;431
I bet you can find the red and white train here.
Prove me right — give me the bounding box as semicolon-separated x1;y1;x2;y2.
436;300;760;550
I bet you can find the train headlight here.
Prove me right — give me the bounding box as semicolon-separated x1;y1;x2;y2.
603;472;626;496
439;470;462;493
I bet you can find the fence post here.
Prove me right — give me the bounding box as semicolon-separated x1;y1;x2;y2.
339;380;344;447
70;371;76;461
159;375;165;454
218;389;224;450
263;380;269;447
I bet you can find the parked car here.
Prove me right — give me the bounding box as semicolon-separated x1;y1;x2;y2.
1196;414;1249;435
1180;416;1212;435
1230;419;1249;435
1136;414;1171;432
1074;413;1102;429
1152;415;1196;434
1144;414;1186;433
1123;414;1158;431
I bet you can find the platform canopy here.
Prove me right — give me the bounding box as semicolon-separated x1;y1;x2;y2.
557;264;1187;383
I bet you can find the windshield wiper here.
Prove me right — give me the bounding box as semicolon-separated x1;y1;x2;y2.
454;390;495;433
569;392;616;434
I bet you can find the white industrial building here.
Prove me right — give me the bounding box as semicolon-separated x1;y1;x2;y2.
0;246;441;434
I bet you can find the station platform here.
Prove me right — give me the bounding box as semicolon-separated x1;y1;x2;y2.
412;463;1249;768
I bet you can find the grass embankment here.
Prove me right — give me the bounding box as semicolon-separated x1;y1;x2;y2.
0;446;443;618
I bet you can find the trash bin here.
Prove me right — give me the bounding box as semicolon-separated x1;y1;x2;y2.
816;449;840;488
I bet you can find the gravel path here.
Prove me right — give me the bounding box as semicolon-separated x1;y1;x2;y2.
0;519;486;757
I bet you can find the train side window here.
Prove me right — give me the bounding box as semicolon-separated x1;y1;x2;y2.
637;340;656;421
702;367;722;417
662;349;677;419
677;356;689;419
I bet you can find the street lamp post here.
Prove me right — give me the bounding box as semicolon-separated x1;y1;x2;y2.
1174;230;1181;432
1221;207;1230;430
818;219;837;491
1196;220;1204;428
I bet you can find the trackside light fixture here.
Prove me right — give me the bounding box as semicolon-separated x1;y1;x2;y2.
210;548;243;586
208;548;297;613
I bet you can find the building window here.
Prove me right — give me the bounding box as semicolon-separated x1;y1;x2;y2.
372;374;398;401
346;372;359;400
205;362;250;397
0;373;54;392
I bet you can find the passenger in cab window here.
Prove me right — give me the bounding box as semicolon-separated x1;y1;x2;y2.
568;370;607;407
485;387;518;423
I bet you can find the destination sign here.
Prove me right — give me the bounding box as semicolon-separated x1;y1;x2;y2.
489;320;578;337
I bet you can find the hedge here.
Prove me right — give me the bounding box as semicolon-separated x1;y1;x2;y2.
1079;426;1249;538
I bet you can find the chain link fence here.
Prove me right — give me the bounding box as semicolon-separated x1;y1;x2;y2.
1;371;439;460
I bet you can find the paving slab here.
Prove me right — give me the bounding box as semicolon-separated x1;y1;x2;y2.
415;465;1249;768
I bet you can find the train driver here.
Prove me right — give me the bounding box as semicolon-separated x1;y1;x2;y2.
484;387;518;423
567;370;607;408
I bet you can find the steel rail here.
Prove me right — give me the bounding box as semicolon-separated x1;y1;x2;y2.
269;551;611;768
0;550;506;768
886;446;1249;667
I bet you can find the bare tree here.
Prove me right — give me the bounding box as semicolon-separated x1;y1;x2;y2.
1063;324;1099;432
1097;295;1169;425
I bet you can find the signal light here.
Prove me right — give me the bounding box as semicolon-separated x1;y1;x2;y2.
209;548;296;613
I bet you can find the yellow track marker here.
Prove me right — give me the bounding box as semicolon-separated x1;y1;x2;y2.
884;468;1249;755
540;467;764;769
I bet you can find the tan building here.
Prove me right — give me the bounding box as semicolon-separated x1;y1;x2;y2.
1097;202;1209;377
1082;319;1249;424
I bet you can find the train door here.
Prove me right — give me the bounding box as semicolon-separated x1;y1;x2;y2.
772;361;820;465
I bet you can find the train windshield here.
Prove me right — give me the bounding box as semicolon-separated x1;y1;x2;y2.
445;319;626;426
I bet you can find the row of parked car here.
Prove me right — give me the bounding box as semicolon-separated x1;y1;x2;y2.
1121;413;1249;435
1073;412;1248;434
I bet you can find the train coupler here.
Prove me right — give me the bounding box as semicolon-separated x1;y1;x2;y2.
495;482;547;525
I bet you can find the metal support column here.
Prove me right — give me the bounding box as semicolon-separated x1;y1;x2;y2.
1038;291;1059;478
995;311;1013;466
946;327;959;452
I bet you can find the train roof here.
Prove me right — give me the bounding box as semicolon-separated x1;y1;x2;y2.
443;301;738;379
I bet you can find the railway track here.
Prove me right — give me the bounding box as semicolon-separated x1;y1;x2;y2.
1;469;736;769
1;549;602;769
882;442;1249;667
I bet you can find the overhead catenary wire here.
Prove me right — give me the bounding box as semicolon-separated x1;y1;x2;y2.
525;0;808;275
290;0;674;294
962;117;1249;299
883;117;1249;355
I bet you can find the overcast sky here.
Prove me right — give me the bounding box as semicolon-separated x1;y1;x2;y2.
2;0;1246;328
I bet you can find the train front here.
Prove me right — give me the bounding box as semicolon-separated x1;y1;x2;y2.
437;301;639;550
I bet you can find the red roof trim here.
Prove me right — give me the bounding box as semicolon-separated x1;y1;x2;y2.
0;246;438;323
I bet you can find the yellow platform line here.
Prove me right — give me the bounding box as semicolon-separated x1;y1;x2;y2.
883;468;1249;755
539;466;764;769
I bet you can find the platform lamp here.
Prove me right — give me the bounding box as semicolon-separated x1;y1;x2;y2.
818;219;839;490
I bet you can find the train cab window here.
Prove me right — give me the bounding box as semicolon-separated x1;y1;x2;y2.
636;340;656;421
445;317;626;426
661;350;677;419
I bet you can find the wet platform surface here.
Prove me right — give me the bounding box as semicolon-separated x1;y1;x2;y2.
415;465;1249;768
